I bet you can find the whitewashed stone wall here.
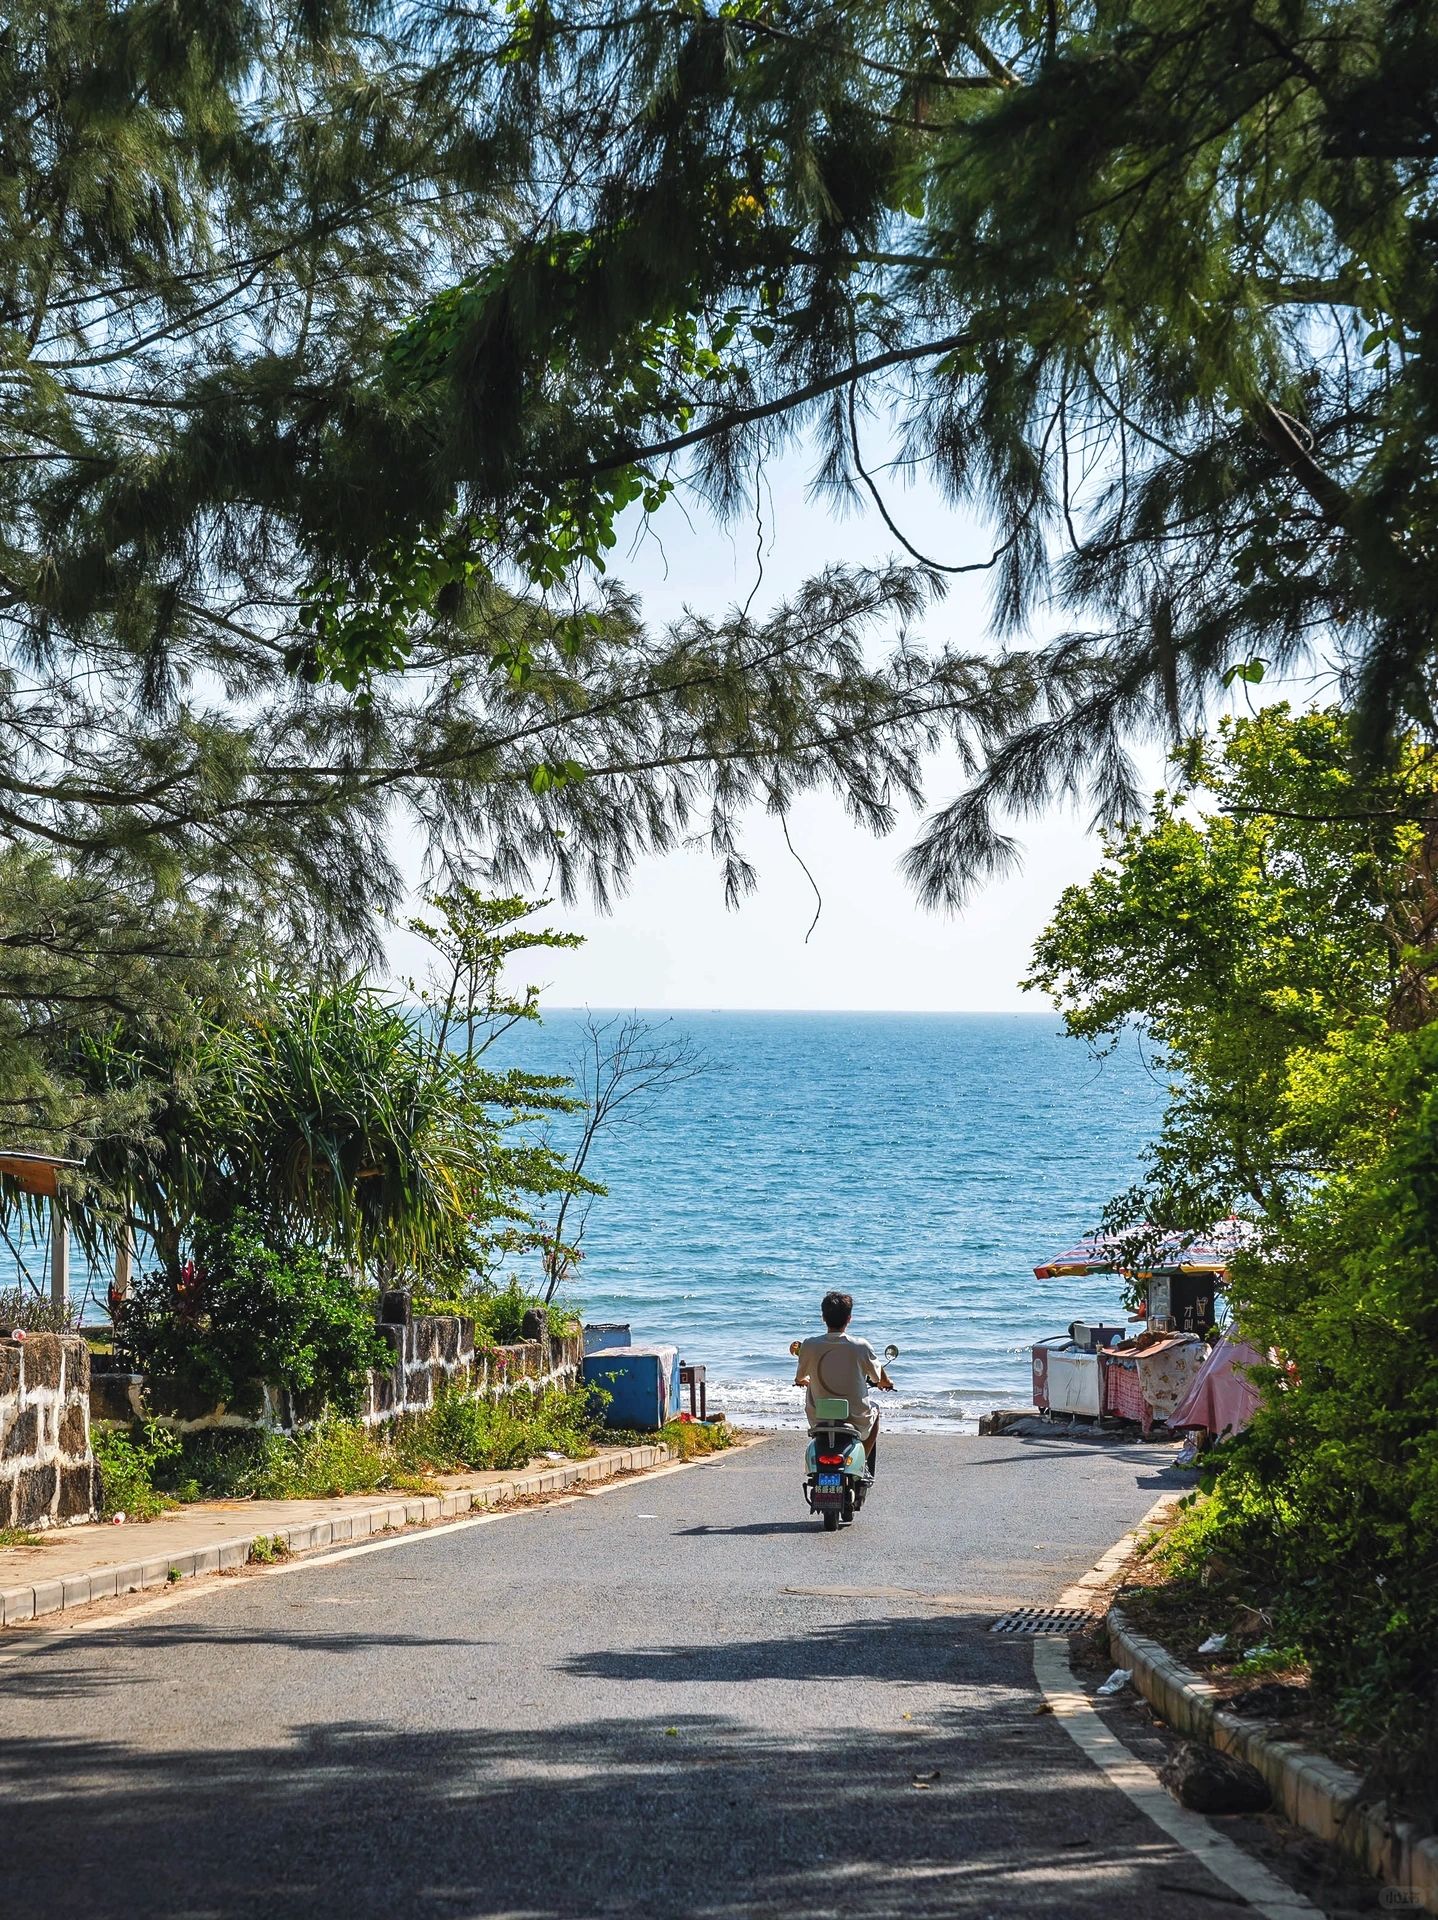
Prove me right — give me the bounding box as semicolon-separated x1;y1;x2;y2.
0;1334;99;1527
90;1311;583;1435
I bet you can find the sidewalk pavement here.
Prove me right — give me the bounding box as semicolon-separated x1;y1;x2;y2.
0;1441;672;1628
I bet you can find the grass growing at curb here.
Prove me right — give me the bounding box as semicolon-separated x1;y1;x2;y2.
94;1383;610;1515
0;1526;46;1549
609;1419;736;1461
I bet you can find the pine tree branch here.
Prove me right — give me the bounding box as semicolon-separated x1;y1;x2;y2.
571;330;974;478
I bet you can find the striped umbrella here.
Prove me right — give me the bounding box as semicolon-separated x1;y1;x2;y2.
1032;1230;1133;1281
1034;1216;1257;1281
1146;1216;1259;1273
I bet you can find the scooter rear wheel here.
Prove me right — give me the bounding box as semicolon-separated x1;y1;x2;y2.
821;1509;840;1532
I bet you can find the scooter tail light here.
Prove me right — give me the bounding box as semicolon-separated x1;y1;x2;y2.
816;1454;845;1466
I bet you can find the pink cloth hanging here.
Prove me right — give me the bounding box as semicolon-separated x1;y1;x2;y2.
1167;1331;1265;1437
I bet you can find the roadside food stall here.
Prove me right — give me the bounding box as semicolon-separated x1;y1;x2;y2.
1029;1233;1130;1418
1030;1321;1127;1417
1029;1217;1255;1434
1097;1331;1206;1434
1134;1218;1257;1335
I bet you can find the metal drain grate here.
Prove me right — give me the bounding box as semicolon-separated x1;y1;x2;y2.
989;1606;1096;1635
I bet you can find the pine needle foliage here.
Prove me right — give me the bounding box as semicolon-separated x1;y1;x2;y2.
0;0;1052;1012
344;0;1438;895
15;0;1435;1030
4;0;1102;1160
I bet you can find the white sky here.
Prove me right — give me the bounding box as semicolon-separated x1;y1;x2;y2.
388;443;1171;1011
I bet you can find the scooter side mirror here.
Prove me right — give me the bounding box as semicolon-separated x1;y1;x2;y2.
788;1340;802;1357
883;1344;900;1362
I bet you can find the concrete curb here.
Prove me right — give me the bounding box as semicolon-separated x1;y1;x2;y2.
0;1443;671;1627
1056;1492;1183;1611
1109;1604;1438;1913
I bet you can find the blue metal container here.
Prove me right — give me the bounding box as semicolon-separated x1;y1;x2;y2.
582;1346;680;1430
582;1322;632;1356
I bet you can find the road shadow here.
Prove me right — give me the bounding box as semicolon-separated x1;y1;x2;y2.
675;1520;819;1537
0;1622;486;1700
961;1443;1179;1465
0;1685;1261;1920
560;1610;969;1687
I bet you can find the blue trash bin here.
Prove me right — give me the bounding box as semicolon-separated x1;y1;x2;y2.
581;1346;680;1430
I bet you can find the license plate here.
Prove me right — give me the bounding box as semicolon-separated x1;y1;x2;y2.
816;1474;842;1489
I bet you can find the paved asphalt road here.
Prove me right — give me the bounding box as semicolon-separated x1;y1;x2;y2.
0;1434;1311;1919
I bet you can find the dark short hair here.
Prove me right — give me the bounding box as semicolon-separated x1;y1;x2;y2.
821;1291;853;1331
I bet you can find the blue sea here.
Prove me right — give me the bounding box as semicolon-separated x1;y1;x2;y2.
493;1011;1165;1431
46;1012;1166;1431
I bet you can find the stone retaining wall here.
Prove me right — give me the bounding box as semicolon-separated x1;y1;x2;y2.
359;1315;581;1425
0;1334;99;1528
90;1316;584;1435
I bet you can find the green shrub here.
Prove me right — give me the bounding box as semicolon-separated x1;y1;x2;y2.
94;1420;182;1519
1029;711;1438;1813
411;1276;579;1347
394;1382;604;1474
119;1212;392;1413
147;1384;604;1505
160;1419;394;1501
656;1418;734;1460
261;1419;398;1497
0;1288;76;1333
1149;1022;1438;1814
606;1417;735;1460
468;1277;531;1345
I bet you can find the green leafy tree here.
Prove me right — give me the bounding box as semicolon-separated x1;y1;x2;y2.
399;889;603;1304
1028;706;1432;1238
1033;704;1438;1800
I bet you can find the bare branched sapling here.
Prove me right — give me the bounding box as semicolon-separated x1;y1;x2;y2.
542;1014;704;1302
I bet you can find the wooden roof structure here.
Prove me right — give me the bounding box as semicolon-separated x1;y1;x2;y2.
0;1149;83;1201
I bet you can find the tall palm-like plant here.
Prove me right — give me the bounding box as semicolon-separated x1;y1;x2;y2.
199;980;484;1274
67;896;591;1288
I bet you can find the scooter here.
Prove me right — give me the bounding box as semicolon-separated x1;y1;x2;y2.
790;1340;899;1531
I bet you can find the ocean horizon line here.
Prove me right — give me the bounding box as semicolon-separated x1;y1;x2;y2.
529;1004;1064;1019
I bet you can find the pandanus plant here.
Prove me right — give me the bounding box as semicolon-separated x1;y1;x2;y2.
71;976;497;1284
50;894;589;1297
197;977;491;1275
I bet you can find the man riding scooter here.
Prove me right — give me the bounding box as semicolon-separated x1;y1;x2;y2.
792;1291;896;1478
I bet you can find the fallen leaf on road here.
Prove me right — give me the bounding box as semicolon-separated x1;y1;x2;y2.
912;1770;940;1787
663;1727;678;1737
1034;1702;1054;1715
